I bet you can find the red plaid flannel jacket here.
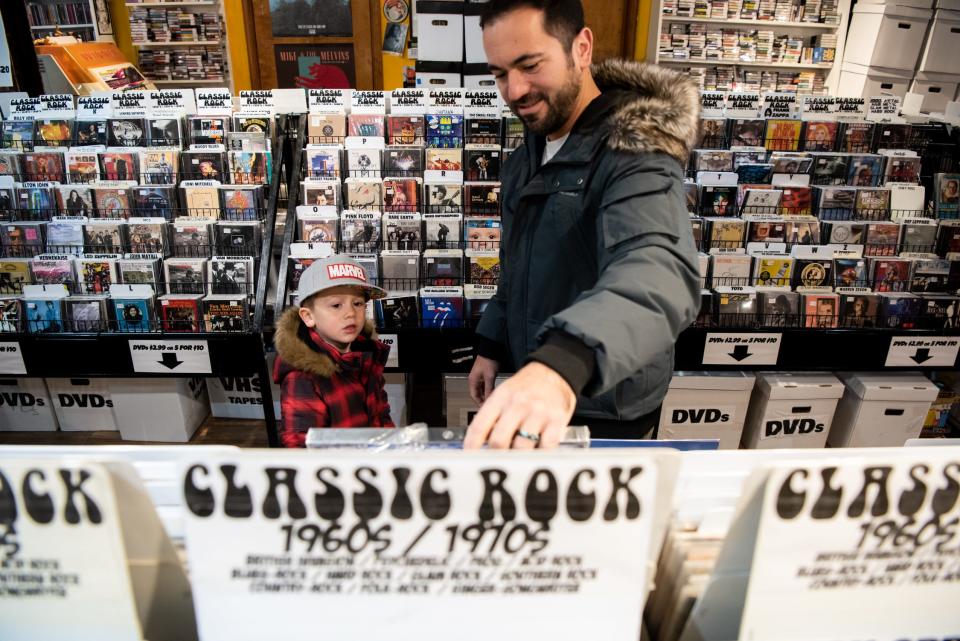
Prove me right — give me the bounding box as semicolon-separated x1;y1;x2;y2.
273;308;394;448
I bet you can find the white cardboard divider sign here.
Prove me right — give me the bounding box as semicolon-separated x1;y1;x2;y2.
128;339;212;373
741;451;960;640
0;458;197;641
149;89;195;117
0;16;12;88
0;341;27;375
195;88;233;116
885;335;960;367
76;94;113;119
702;332;781;365
182;450;677;641
679;449;960;641
308;88;347;114
111;90;149;117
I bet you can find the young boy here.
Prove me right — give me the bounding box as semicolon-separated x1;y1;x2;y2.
273;255;394;447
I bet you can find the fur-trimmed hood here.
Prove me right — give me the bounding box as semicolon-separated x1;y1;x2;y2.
591;59;701;165
273;307;381;380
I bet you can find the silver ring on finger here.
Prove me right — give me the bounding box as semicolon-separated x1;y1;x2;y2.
516;429;541;443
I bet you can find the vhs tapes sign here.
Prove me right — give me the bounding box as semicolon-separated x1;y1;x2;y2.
183;451;667;641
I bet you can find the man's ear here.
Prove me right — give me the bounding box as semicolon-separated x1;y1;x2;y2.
298;306;316;328
573;27;594;70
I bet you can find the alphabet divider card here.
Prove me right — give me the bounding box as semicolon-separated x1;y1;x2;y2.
0;458;198;641
680;448;960;641
181;449;680;641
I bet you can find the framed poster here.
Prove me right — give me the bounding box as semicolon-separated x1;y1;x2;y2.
252;0;379;89
274;44;355;89
269;0;353;37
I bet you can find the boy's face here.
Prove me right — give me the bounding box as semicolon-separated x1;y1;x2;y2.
299;286;368;351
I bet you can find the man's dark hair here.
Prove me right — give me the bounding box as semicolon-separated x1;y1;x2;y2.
480;0;585;51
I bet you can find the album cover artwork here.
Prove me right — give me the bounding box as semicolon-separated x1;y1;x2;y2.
148;118;182;147
803;121;839;152
840;122;875;153
108;118;146;147
699;186;737;216
697;118;727;148
348;114;385;138
160;294;203;332
465;145;501;181
464;217;501;251
100;151;138;182
383;178;420;211
426;147;463;172
383;145;423;175
74;120;108;146
848;155;884;187
387;115;425;145
812;154;849;186
839;293;879;328
833;257;867;288
425;113;463;148
57;186;94;216
466;117;502;145
804;293;839;328
873;258;911;292
426;182;462;212
202;295;248;332
182;150;225;180
729;119;765;147
864;222;900;257
34;119;72;147
188;116;229;145
764;119;802;152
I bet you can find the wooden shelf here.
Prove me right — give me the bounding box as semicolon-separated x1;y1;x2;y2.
132;40;222;46
660;15;839;29
657;58;833;70
31;23;94;29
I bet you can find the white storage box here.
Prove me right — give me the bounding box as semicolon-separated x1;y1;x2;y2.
416;1;464;62
464;63;497;90
207;352;281;420
0;378;58;431
657;372;756;449
937;0;960;10
464;9;486;64
741;373;845;449
46;378;118;432
917;10;960;74
910;76;960;112
108;377;209;442
829;373;939;447
844;4;933;70
856;0;933;9
838;62;912;98
416;61;462;89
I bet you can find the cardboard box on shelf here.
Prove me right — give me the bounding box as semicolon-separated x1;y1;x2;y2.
46;378;118;432
658;372;756;449
829;373;939;447
107;377;209;442
741;372;844;449
0;378;58;432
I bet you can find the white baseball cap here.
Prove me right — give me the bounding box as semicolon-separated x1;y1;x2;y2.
296;255;388;305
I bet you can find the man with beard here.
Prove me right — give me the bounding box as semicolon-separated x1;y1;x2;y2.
465;0;700;449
